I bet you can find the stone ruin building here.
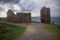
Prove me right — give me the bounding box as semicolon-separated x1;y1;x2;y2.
41;7;51;23
7;9;31;23
7;7;51;23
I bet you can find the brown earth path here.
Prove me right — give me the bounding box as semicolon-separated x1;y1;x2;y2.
15;23;52;40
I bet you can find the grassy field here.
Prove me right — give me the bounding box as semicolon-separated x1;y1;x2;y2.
0;22;26;40
42;23;60;40
42;23;60;33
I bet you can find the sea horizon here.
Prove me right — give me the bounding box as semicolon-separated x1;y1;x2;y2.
31;17;60;25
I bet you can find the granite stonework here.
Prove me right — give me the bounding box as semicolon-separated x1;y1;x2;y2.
41;7;51;23
7;9;31;23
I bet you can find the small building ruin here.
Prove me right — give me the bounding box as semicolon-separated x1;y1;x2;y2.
7;9;31;23
41;7;51;23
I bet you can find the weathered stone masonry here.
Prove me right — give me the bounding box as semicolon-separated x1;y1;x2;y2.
7;9;31;23
41;7;51;23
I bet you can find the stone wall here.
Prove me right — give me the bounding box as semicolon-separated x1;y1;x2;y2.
41;7;51;23
7;9;31;23
15;12;31;23
7;9;16;22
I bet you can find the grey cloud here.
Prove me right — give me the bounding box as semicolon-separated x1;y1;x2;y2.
0;0;60;17
21;4;36;12
0;0;36;13
0;0;20;4
18;0;36;12
58;0;60;6
0;7;5;12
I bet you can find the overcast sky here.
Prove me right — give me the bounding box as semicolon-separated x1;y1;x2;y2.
0;0;60;17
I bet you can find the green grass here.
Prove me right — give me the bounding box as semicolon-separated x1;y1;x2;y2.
42;23;60;33
0;22;26;40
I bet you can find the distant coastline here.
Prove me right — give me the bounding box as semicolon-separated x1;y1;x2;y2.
31;17;60;25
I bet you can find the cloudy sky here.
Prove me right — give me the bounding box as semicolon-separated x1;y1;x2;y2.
0;0;60;17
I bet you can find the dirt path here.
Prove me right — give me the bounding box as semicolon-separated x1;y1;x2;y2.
15;23;52;40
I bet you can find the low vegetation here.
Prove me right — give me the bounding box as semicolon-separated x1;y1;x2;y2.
42;23;60;33
42;23;60;40
0;22;26;40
